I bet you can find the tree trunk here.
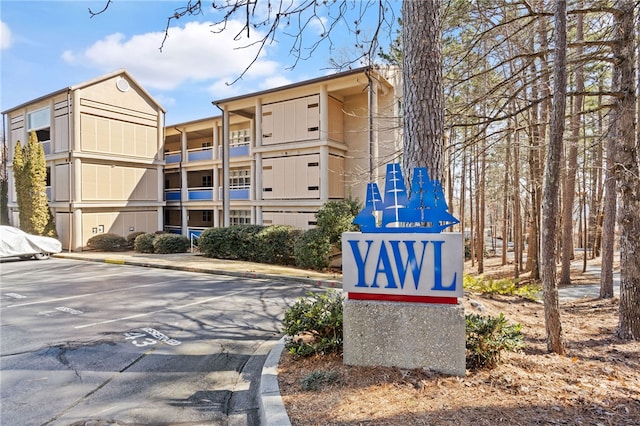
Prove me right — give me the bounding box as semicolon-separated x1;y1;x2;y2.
541;0;567;355
560;7;584;285
601;122;616;298
502;138;510;266
613;0;640;340
402;0;443;181
513;129;522;279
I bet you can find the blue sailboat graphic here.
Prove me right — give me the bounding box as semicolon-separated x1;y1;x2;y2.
354;163;459;233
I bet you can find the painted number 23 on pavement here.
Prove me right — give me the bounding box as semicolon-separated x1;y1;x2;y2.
124;327;181;347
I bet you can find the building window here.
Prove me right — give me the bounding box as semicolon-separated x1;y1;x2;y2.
202;210;212;223
230;129;250;147
202;141;212;148
202;175;212;187
45;167;51;187
28;107;51;144
230;169;250;189
229;209;251;225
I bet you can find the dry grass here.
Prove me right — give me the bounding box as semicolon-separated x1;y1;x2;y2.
278;257;640;426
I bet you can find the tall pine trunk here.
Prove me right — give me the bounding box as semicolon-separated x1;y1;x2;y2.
541;0;567;355
560;7;584;285
613;0;640;340
402;0;443;181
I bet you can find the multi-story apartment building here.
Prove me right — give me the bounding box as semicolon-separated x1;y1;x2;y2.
3;66;400;249
2;70;166;251
163;66;400;238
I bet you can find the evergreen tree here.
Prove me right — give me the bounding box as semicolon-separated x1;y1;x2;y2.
0;142;10;224
12;131;56;236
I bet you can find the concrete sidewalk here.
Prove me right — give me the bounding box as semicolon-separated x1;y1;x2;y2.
55;250;342;289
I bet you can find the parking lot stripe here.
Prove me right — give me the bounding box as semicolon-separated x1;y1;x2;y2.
74;286;264;329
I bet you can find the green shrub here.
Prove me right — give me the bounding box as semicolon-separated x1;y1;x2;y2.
256;225;302;265
134;233;155;253
86;233;128;251
315;199;361;247
152;233;190;254
230;225;265;261
199;227;226;258
294;227;332;270
463;274;541;301
465;313;524;370
282;290;344;358
199;225;265;260
126;231;146;248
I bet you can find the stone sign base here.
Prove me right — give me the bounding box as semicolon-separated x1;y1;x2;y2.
343;299;466;376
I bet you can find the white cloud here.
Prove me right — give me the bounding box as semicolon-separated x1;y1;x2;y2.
1;21;12;49
260;75;293;91
62;20;280;91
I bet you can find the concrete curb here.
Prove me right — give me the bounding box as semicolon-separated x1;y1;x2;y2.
259;337;291;426
55;253;343;290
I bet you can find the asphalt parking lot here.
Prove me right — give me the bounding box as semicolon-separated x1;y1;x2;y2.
0;257;318;425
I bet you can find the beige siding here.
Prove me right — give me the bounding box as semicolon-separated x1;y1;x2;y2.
262;154;320;199
80;76;158;118
329;155;345;198
53;100;70;152
54;164;70;201
80;115;157;158
82;210;159;244
262;95;320;145
342;93;371;197
55;213;71;250
81;164;158;201
328;97;344;142
262;211;316;230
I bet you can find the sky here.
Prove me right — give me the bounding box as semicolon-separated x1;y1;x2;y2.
0;0;399;125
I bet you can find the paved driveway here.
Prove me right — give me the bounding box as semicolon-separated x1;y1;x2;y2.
1;257;316;425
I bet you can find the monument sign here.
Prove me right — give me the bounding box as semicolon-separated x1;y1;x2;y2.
342;163;466;376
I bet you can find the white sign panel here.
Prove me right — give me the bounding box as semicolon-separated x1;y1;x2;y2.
342;232;463;300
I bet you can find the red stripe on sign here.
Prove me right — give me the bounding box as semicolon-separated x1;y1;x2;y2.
347;292;458;305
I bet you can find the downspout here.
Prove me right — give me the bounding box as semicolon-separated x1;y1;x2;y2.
67;89;72;252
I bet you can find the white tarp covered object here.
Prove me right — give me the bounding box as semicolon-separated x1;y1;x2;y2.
0;225;62;259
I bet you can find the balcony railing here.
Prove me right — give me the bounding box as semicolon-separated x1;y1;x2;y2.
164;225;182;234
230;188;250;200
164;189;180;201
165;150;181;164
218;187;250;200
218;144;250;158
187;146;214;162
188;188;214;201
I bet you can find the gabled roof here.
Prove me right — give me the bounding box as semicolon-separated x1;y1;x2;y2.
2;69;166;114
212;65;393;106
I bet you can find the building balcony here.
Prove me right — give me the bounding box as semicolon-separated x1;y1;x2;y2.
188;188;214;201
164;225;181;234
187;146;214;162
165;150;181;164
165;189;180;201
218;187;250;200
219;144;250;158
